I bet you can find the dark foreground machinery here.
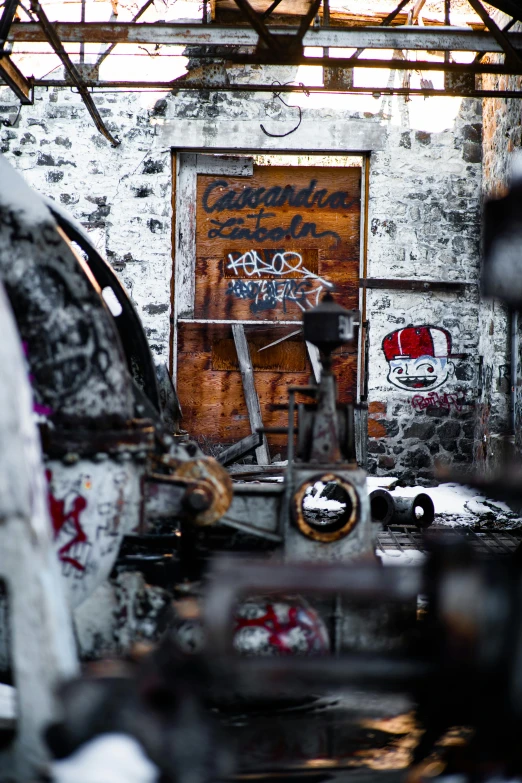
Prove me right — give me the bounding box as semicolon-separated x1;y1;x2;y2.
2;151;522;783
0;155;234;611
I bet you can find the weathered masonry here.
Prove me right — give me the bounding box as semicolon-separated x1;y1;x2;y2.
0;56;501;480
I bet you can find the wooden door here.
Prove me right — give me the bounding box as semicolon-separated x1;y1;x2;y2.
174;157;361;457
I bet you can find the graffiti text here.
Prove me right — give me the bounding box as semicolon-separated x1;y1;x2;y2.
411;390;467;413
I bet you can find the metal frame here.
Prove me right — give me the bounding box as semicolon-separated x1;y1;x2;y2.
29;2;119;146
9;22;522;53
171;149;367;457
2;0;522;139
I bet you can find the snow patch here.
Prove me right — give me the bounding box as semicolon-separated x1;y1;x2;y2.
51;733;159;783
0;157;54;226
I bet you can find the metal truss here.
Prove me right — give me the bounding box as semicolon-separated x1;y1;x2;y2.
1;0;522;142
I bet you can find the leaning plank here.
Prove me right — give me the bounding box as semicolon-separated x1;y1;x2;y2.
306;341;322;383
196;154;253;177
217;431;263;466
232;323;271;465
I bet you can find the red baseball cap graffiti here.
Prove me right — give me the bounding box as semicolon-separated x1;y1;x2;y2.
382;326;453;361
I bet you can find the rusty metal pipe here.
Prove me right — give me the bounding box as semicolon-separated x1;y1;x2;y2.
370;489;434;527
370;488;395;525
393;493;434;528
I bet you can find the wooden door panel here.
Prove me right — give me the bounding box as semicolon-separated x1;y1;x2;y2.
176;162;361;453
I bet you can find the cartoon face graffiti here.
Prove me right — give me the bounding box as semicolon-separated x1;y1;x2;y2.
382;326;455;391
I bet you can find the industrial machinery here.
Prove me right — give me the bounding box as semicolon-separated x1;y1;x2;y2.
5;149;522;781
219;294;372;563
0;155;233;611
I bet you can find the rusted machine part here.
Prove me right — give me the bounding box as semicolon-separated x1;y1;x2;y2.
369;488;395;525
171;457;233;526
393;493;434;528
292;472;359;543
0;280;78;780
147;440;233;527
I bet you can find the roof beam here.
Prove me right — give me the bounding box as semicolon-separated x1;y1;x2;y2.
33;79;522;98
0;51;32;103
232;0;284;54
348;0;412;61
295;0;323;46
8;22;522;52
29;2;120;146
466;0;522;67
219;54;522;75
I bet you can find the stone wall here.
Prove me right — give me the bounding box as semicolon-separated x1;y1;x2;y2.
365;97;486;481
0;86;173;366
0;77;499;480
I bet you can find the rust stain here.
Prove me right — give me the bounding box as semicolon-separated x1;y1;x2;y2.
368;419;387;438
369;401;387;415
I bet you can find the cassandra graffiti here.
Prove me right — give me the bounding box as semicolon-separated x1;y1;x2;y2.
382;325;457;391
202;179;357;213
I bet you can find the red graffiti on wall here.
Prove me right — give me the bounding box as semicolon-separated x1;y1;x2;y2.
45;470;88;572
411;390;466;413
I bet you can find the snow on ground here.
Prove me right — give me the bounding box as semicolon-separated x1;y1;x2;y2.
377;549;427;567
51;734;159;783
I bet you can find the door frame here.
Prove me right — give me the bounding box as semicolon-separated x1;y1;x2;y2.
170;147;370;408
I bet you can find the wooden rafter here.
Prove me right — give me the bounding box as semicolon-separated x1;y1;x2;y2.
0;51;32;103
483;0;522;24
0;0;19;49
466;0;522;67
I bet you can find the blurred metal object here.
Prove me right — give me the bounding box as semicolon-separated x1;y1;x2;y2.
483;154;522;307
0;279;78;780
43;196;162;417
